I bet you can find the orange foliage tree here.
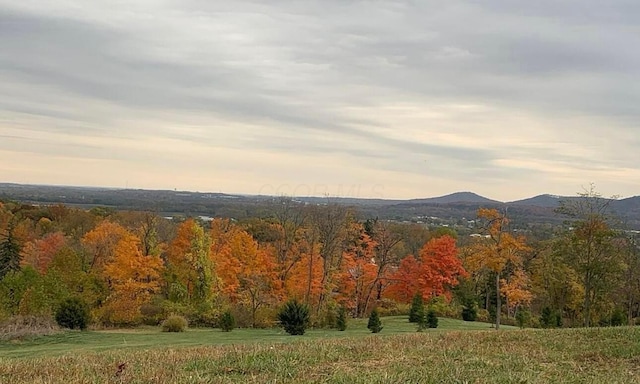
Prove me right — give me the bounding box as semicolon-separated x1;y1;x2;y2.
500;268;533;317
210;219;280;327
284;227;324;306
20;232;66;274
100;231;164;325
336;229;378;317
386;235;467;303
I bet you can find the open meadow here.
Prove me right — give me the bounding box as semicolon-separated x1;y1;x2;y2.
1;317;639;383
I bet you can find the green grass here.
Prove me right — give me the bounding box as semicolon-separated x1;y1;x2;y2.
1;325;639;383
0;316;508;359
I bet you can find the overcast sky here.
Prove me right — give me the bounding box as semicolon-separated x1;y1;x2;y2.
1;1;639;201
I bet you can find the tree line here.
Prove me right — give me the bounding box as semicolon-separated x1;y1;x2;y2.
0;187;638;329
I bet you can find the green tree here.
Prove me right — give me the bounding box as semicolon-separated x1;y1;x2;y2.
515;309;531;329
0;225;21;280
409;293;425;323
367;308;383;333
426;309;438;328
55;297;90;330
220;310;235;332
556;186;623;327
540;306;562;328
0;267;41;315
278;299;310;335
461;297;478;322
337;305;347;331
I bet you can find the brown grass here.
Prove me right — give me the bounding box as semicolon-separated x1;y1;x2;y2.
0;316;61;342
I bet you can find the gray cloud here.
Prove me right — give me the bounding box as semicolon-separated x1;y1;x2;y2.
0;1;638;200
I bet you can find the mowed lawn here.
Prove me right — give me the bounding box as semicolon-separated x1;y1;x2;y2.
0;317;503;359
2;318;639;383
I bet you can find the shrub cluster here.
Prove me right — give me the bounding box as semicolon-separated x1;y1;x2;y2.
162;315;188;332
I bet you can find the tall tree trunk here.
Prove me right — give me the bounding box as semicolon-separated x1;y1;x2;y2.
306;250;313;304
495;272;501;330
584;274;591;327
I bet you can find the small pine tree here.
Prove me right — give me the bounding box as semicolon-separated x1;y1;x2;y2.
461;298;478;322
515;309;531;329
337;306;347;331
409;293;424;323
277;299;310;335
426;309;438;329
417;311;427;332
220;310;235;332
540;307;560;328
610;308;626;327
368;308;383;333
55;297;90;330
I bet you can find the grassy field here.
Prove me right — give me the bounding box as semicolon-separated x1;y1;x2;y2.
0;316;504;359
1;318;638;383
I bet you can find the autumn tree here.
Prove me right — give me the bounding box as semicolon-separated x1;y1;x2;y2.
272;198;307;287
500;268;533;318
309;203;352;313
337;227;378;317
166;219;214;305
395;223;431;258
386;255;422;303
20;232;66;274
100;231;164;325
364;220;403;306
556;186;624;327
284;232;324;306
113;211;166;258
210;219;279;327
386;236;467;304
81;221;129;272
466;209;529;330
419;236;468;298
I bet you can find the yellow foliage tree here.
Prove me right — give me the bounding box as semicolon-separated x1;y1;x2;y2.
466;208;530;329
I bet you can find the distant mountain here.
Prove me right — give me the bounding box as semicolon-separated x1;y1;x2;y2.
612;196;640;223
615;196;640;210
408;192;501;205
2;183;640;229
508;194;564;208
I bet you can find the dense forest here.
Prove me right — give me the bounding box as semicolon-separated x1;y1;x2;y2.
0;187;638;330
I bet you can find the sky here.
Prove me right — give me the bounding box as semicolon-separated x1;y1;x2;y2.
1;1;639;202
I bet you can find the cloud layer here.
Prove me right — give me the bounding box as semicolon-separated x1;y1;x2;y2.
1;1;639;200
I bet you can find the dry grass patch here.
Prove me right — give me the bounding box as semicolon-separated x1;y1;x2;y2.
0;316;61;342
